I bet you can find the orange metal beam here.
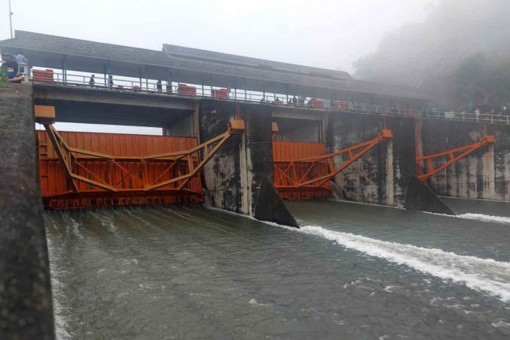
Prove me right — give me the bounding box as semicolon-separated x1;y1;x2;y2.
273;129;393;193
416;135;495;181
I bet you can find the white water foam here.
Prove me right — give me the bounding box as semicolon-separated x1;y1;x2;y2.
205;205;510;302
298;225;510;303
425;211;510;225
90;211;117;232
46;236;71;340
455;213;510;225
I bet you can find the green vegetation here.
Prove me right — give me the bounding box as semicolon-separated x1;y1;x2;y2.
0;67;9;86
454;54;510;111
353;0;510;112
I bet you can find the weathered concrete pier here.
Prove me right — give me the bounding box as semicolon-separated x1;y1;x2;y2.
0;85;54;340
2;31;510;338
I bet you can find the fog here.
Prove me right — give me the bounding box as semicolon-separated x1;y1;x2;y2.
3;1;508;114
0;0;434;73
354;0;510;111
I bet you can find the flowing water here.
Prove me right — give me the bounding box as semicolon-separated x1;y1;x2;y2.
45;199;510;339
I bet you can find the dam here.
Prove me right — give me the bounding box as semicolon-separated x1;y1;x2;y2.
2;31;510;339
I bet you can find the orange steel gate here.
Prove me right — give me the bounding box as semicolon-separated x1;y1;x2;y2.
273;130;393;200
273;141;332;200
37;119;245;209
38;131;204;208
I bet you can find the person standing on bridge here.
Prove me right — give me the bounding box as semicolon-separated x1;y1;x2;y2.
108;75;113;89
89;74;95;87
14;51;27;75
157;79;162;92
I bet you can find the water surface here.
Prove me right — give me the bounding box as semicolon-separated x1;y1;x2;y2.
46;201;510;339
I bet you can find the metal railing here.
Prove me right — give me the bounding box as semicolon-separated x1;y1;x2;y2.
29;69;510;125
418;110;510;125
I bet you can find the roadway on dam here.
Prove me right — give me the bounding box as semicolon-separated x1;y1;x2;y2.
45;200;510;339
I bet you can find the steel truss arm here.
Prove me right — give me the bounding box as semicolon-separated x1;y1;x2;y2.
416;135;495;181
274;129;393;189
42;120;245;193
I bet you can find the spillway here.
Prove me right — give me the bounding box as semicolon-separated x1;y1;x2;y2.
46;202;510;339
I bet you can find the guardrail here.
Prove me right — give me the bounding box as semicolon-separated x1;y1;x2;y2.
30;69;510;125
418;110;510;125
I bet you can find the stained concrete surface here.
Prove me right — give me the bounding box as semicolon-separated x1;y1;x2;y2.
404;177;455;215
254;178;299;228
327;112;415;207
418;120;510;201
200;100;297;226
0;84;55;339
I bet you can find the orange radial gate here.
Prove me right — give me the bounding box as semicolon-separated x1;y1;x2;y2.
273;129;393;200
37;120;245;209
416;135;495;181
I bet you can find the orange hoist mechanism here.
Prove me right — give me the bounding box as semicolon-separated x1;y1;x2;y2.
416;135;495;181
34;105;245;209
273;129;393;200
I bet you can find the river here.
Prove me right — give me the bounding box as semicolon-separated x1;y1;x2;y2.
45;199;510;339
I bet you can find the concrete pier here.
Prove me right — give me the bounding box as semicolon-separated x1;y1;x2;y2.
0;84;55;340
326;113;416;207
200;100;298;227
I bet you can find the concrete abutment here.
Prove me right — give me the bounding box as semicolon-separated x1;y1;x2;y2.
0;84;55;340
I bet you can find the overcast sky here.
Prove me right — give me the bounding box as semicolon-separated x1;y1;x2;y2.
3;0;437;134
1;0;437;73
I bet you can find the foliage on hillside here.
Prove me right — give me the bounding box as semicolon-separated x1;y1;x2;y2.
354;0;510;111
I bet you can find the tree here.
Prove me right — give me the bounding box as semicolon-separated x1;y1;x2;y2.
453;53;486;109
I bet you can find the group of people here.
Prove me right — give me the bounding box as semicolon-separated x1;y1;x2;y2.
472;104;507;117
88;74;165;92
88;74;114;88
0;51;27;83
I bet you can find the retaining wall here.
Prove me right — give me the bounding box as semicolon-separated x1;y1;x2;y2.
0;84;55;339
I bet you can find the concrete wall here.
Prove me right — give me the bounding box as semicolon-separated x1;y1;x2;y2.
200;100;297;226
199;100;297;226
419;120;510;201
162;112;194;136
327;112;415;207
274;118;322;142
0;84;55;339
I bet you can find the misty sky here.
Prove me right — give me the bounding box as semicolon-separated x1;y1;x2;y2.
1;0;437;73
3;0;437;134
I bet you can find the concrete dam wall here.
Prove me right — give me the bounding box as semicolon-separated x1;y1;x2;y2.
327;113;415;207
0;84;55;339
325;112;510;206
200;100;298;227
419;120;510;201
4;82;510;339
